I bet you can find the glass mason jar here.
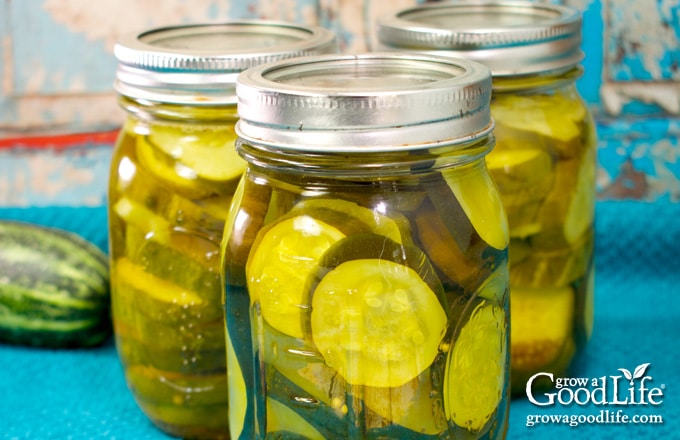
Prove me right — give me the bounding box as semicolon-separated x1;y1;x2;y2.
222;53;510;439
377;1;597;393
108;21;337;439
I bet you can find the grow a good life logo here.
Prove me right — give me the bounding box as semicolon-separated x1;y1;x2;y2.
527;362;664;406
525;363;666;428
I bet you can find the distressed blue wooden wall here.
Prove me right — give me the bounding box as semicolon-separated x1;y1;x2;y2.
1;0;679;205
586;0;680;201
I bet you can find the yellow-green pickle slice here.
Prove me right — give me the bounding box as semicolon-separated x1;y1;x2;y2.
258;231;451;435
360;368;447;435
290;198;407;243
510;285;574;373
246;215;346;338
509;231;593;288
113;195;226;261
310;258;447;388
125;364;229;433
444;301;506;433
115;257;204;308
136;124;245;197
485;148;554;207
414;199;481;290
266;397;325;439
443;167;508;251
246;199;414;339
491;92;587;143
534;151;596;247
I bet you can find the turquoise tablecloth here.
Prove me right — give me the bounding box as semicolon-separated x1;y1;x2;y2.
0;201;677;439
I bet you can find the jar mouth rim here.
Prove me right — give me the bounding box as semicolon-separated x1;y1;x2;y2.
376;0;583;75
113;20;338;104
378;1;581;45
235;119;495;154
115;20;338;70
235;52;494;149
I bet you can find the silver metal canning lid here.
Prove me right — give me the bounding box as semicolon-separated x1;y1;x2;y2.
114;21;338;104
235;53;493;152
376;1;583;76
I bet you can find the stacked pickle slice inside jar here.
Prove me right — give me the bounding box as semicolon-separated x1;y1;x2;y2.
222;53;510;439
489;87;596;389
110;118;241;437
378;0;597;393
108;22;337;439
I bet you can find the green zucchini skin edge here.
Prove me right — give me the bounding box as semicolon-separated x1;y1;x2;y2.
0;220;111;348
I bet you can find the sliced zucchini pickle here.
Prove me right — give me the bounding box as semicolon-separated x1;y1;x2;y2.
259;233;449;432
290;198;408;244
510;285;574;373
476;262;509;303
266;398;326;440
131;237;221;292
424;178;475;253
486;148;554;207
535;151;596;247
510;228;593;288
114;224;224;327
115;258;204;308
508;238;532;266
441;165;509;251
310;258;447;388
414;199;481;290
126;364;228;408
503;201;542;239
226;331;247;440
360;368;447;435
136;124;245;198
246;215;346;338
113;260;223;334
312;233;445;299
485;148;554;240
114;197;171;242
260;319;345;409
245;197;422;339
222;176;271;285
114;195;226;257
562;150;596;244
491;119;547;153
491;92;587;144
444;300;506;433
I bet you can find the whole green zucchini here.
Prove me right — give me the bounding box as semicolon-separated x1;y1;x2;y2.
0;220;111;348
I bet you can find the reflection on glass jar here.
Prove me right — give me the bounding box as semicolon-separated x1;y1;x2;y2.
108;22;337;439
223;53;510;439
378;1;597;393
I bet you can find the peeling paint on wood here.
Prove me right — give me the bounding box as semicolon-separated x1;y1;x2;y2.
1;0;680;205
601;0;680;115
0;0;423;134
0;144;112;206
596;118;680;201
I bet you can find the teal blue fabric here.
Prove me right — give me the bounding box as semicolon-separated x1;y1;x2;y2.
0;201;677;439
